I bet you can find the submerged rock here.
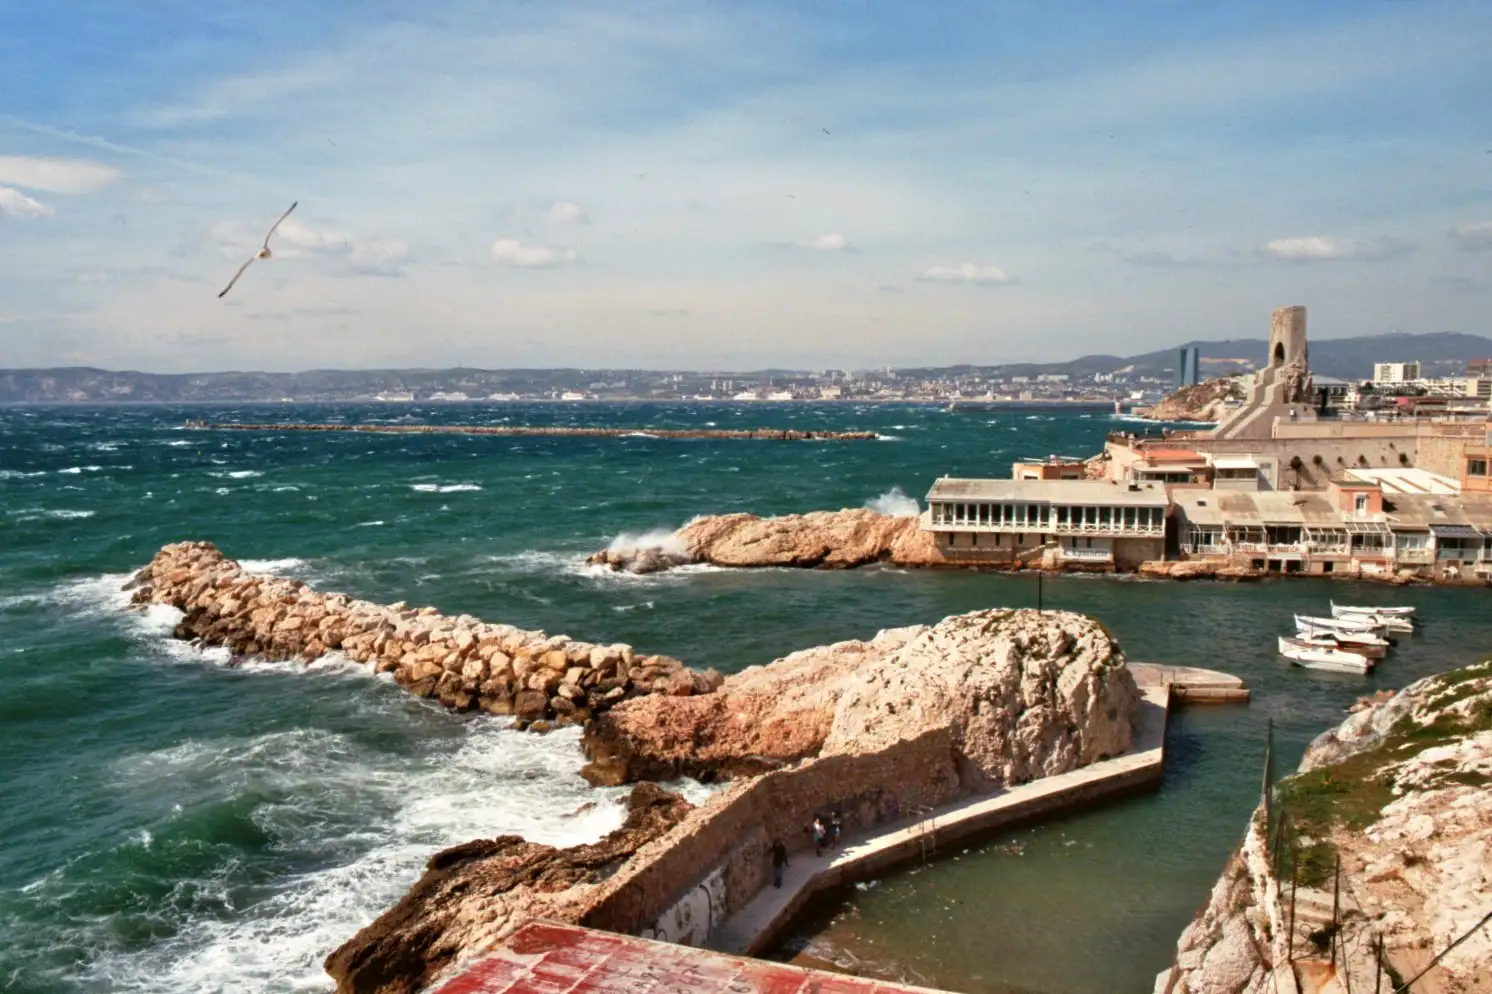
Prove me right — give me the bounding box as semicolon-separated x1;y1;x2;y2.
581;608;1141;788
323;783;693;994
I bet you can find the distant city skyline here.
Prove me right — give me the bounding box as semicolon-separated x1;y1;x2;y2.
2;1;1490;372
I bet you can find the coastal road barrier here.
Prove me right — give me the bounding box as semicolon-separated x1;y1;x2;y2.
185;421;881;441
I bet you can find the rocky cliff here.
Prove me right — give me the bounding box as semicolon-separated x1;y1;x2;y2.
1141;377;1246;423
1161;659;1492;994
324;783;694;994
587;508;943;573
581;608;1142;787
128;542;720;726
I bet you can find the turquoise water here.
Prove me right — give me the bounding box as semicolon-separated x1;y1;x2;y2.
2;403;1487;994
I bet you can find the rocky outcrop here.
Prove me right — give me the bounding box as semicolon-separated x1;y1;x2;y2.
581;608;1141;787
1138;560;1264;582
1139;377;1245;423
587;508;943;573
324;783;694;994
1161;660;1492;994
127;542;722;727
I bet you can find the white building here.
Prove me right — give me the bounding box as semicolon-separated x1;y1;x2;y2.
1372;361;1421;385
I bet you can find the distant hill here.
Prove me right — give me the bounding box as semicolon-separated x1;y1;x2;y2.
1;332;1487;402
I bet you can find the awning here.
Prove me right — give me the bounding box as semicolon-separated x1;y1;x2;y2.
1429;523;1482;539
1345;520;1392;536
1212;456;1259;470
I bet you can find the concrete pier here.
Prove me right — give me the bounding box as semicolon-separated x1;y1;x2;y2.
705;664;1244;957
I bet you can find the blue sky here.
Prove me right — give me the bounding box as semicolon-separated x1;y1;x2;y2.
1;0;1489;372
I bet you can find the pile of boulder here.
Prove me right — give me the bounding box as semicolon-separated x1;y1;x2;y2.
127;541;721;728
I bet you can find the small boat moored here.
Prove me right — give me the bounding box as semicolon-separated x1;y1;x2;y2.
1331;601;1415;618
1332;611;1415;634
1290;633;1388;659
1278;636;1373;674
1295;613;1383;635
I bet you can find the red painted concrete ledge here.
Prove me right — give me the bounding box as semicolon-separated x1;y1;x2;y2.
432;921;952;994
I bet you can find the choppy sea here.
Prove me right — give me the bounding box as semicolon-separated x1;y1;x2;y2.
2;402;1487;994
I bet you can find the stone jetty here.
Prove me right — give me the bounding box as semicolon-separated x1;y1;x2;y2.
187;420;878;441
127;542;720;727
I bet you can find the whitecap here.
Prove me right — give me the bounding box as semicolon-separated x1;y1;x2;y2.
354;520;385;528
0;469;47;479
79;723;634;994
875;434;901;441
12;508;96;522
211;470;264;480
864;487;921;518
409;483;482;493
238;558;307;575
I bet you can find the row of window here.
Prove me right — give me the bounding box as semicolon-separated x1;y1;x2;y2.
930;501;1164;529
1183;528;1490;553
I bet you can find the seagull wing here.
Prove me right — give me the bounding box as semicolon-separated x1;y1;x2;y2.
218;256;256;298
262;201;298;249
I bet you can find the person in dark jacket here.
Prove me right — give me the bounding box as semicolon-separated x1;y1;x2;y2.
770;839;789;887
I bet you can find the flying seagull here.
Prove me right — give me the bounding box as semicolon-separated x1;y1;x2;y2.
218;201;298;299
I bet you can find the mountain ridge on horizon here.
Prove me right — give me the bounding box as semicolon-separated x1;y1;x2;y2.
4;331;1489;403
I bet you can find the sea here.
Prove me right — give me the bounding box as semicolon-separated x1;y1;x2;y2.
2;402;1488;994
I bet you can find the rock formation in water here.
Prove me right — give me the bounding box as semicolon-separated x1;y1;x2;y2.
1160;659;1492;994
127;542;721;727
324;782;694;994
1139;377;1246;423
581;608;1141;787
587;507;942;573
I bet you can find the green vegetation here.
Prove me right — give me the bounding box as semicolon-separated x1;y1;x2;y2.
1274;660;1492;887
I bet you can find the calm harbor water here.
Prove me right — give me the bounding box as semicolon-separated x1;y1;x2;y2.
2;402;1487;994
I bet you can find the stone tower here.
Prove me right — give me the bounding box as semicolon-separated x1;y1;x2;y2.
1268;306;1308;370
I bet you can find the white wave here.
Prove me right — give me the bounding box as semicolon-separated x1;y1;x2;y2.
12;508;96;521
162;440;192;447
238;558;307;575
211;470;264;479
354;520;385;528
272;485;300;493
58;466;103;474
409;483;483;493
865;486;920;518
81;721;633;994
612;600;656;612
875;434;900;441
0;469;47;479
604;528;688;558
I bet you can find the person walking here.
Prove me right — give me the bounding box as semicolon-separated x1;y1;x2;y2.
770;839;789;888
828;811;842;847
812;816;827;856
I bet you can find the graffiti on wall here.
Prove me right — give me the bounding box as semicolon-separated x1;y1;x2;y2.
641;865;726;947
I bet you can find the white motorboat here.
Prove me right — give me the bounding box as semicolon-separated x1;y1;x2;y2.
1290;633;1388;659
1332;611;1415;634
1295;613;1382;634
1331;602;1415;618
1278;637;1373;674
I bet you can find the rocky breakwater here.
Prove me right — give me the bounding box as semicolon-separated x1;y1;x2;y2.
127;542;720;728
587;507;942;574
581;607;1142;786
196;421;878;441
1161;659;1492;994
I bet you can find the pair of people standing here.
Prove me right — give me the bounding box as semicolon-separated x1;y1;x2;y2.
770;811;842;889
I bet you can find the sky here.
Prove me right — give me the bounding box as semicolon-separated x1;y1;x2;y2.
1;0;1490;373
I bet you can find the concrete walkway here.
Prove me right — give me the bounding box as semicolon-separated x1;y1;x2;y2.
705;666;1219;958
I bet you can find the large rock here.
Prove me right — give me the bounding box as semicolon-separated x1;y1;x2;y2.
324;783;693;994
587;508;943;573
582;608;1141;787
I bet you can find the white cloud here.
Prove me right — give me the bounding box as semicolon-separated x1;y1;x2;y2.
207;214;408;277
1260;235;1410;262
1450;220;1492;251
0;155;121;194
0;186;53;219
916;262;1018;286
545;201;589;223
491;238;577;268
795;232;849;251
